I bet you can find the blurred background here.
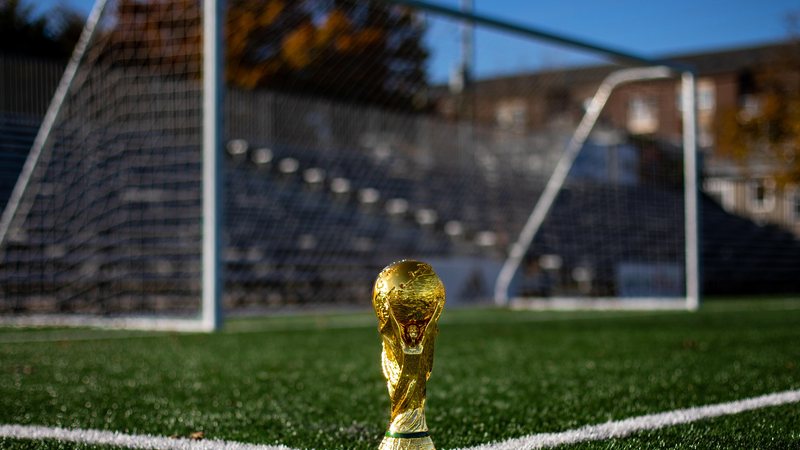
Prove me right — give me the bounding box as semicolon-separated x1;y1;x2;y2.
0;0;799;324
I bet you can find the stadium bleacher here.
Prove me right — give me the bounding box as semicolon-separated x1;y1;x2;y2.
1;104;799;314
0;113;39;210
701;195;800;295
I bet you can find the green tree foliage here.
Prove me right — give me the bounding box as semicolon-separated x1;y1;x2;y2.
0;0;83;58
110;0;430;111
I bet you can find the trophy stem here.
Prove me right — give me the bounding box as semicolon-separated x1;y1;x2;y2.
379;434;435;450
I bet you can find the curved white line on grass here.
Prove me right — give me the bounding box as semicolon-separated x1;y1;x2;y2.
0;424;293;450
1;389;799;449
456;389;800;450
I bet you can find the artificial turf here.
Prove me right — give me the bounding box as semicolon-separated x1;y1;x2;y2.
1;299;798;449
0;439;124;449
563;401;800;449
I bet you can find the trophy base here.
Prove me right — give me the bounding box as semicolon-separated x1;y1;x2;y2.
379;435;435;450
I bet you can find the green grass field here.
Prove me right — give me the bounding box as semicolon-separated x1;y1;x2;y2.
1;298;799;449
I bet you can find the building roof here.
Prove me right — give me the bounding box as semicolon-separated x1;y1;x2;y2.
666;40;799;75
433;40;798;96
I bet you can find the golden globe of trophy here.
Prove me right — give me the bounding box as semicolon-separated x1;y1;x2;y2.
372;260;446;450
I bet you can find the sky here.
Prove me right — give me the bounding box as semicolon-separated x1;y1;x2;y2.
32;0;799;81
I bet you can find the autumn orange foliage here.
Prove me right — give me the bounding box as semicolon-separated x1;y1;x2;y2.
715;42;800;187
110;0;428;110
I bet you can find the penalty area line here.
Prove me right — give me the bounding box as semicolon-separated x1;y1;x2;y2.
1;389;799;450
456;388;800;450
0;424;293;450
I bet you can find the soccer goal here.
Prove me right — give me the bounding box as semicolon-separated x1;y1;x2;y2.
0;0;698;330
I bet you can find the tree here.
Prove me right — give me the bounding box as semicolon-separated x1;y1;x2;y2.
109;0;430;111
0;0;83;58
715;40;800;187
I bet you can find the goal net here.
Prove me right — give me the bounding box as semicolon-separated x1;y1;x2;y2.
0;0;698;329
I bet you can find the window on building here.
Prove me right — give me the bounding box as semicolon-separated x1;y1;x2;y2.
739;94;762;121
698;128;715;148
698;79;716;111
675;78;715;111
791;189;800;223
495;99;527;132
737;69;761;121
698;79;716;147
680;78;717;111
627;95;658;135
747;179;775;213
546;87;570;116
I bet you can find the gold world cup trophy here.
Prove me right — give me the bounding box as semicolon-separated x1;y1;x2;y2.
372;260;446;450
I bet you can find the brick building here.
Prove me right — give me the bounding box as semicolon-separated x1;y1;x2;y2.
436;40;800;235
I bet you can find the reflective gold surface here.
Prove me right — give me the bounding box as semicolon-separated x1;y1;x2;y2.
372;260;445;450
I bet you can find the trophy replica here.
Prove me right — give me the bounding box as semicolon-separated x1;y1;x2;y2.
372;260;446;450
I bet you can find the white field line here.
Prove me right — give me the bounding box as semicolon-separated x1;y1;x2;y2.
0;424;293;450
456;389;800;450
1;389;799;450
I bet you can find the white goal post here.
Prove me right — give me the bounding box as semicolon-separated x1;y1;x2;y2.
0;0;220;331
494;67;699;310
0;0;700;330
391;0;700;310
